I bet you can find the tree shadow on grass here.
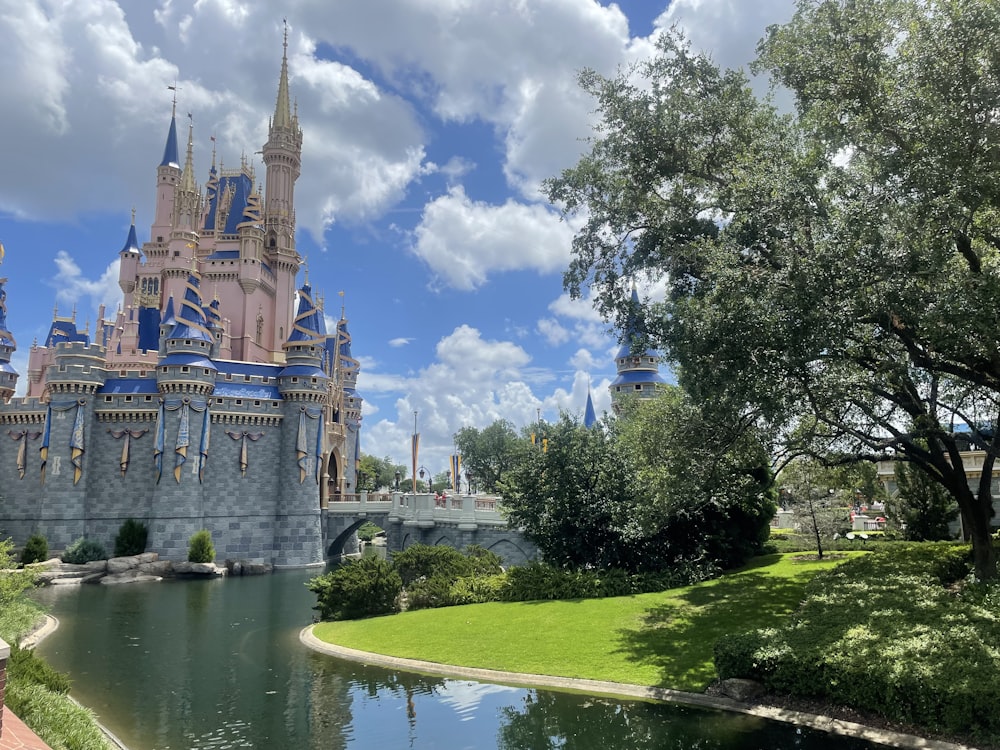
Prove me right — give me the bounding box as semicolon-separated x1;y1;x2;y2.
612;559;822;692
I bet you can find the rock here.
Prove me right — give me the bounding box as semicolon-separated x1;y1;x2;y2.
137;552;159;564
84;560;108;573
174;561;227;577
101;573;162;585
138;561;173;577
719;678;765;702
224;559;273;576
107;555;140;574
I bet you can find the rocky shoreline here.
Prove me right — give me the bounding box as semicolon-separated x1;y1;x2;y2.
29;554;273;585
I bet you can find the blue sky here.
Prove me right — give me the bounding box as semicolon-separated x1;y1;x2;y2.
0;0;797;473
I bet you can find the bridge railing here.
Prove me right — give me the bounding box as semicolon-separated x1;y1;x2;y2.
325;491;506;527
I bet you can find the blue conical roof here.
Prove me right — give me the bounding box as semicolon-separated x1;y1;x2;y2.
160;111;179;168
584;389;597;428
0;278;15;349
119;221;140;254
615;287;659;359
161;295;176;327
287;284;324;343
169;273;213;342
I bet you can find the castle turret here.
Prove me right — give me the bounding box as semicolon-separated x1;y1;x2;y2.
157;271;217;397
609;286;665;412
118;212;141;300
263;25;303;353
0;270;19;402
152;98;181;245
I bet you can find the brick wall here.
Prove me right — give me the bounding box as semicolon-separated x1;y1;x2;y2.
0;636;9;738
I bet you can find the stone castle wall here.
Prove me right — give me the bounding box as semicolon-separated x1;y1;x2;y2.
0;393;325;567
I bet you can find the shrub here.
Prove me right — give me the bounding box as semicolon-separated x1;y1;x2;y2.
713;543;1000;742
392;544;472;586
308;556;401;621
9;644;71;694
20;534;48;565
501;561;715;602
449;573;509;605
356;522;382;542
0;538;36;606
187;530;215;563
6;682;110;750
61;537;107;565
463;545;503;575
405;575;458;611
114;518;148;557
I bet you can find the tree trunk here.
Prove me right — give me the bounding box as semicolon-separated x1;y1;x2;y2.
967;491;998;581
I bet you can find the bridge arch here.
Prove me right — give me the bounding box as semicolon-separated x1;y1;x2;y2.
326;519;369;559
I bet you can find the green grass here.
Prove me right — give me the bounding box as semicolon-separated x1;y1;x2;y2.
314;552;863;692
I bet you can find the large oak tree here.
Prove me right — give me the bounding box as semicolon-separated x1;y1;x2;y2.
547;0;1000;578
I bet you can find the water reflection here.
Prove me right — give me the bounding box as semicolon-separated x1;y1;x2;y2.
32;571;885;750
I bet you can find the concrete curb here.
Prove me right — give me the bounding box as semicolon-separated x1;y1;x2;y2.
300;625;976;750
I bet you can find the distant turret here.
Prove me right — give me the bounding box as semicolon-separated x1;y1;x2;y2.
0;273;18;402
609;286;665;411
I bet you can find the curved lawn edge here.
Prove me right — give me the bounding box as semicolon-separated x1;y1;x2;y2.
301;624;973;750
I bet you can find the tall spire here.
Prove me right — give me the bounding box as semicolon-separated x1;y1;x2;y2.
273;20;292;129
181;114;196;192
161;85;180;168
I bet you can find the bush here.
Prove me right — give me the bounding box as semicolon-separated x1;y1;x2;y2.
9;645;71;694
405;575;458;611
501;561;715;602
61;537;107;565
187;530;215;563
392;544;472;586
308;556;401;621
449;573;509;605
114;518;148;557
6;682;110;750
20;534;48;565
463;545;503;576
713;543;1000;742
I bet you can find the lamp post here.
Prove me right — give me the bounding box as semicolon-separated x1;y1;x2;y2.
465;469;474;495
417;466;432;494
394;469;401;492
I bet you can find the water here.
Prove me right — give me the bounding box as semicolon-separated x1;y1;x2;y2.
32;571;886;749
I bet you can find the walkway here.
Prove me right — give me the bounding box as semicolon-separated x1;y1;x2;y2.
300;625;973;750
0;708;52;750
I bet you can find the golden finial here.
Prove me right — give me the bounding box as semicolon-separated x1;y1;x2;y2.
0;241;5;267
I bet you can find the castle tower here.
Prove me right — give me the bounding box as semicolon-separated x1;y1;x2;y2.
0;268;18;403
275;282;328;566
157;271;217;398
151;98;181;246
263;24;303;353
609;286;666;412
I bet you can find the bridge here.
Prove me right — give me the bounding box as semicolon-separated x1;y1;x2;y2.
322;492;537;566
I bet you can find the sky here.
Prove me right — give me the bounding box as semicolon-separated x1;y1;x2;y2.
0;0;799;475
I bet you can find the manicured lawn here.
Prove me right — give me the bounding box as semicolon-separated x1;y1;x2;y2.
313;552;863;692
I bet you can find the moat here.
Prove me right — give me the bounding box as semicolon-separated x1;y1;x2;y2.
32;571;888;749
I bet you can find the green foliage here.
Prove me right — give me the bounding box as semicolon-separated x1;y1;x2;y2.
391;543;474;586
308;556;401;621
6;682;111;750
502;392;775;573
547;1;1000;579
447;573;509;605
9;644;71;694
0;538;36;606
463;545;503;576
356;522;383;542
714;543;1000;741
453;420;519;493
61;538;107;565
889;461;958;541
113;518;148;557
21;533;49;565
500;561;712;602
186;530;215;563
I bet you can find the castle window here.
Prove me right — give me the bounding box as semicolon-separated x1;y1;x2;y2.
120;370;127;376
157;236;163;242
225;373;232;381
291;377;298;383
185;340;192;346
144;396;152;402
635;384;642;391
140;370;147;377
181;367;190;373
124;396;133;402
272;401;279;407
311;378;317;384
105;396;113;402
254;400;261;407
173;251;180;257
235;399;243;406
615;386;621;392
204;369;211;376
244;375;251;382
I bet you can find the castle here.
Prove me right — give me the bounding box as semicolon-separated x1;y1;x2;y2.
0;33;361;567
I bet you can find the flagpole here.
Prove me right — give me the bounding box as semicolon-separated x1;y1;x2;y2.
412;410;418;495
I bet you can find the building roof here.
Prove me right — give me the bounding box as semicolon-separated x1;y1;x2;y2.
213;382;281;399
119;221;141;254
168;273;214;343
160;109;179;168
160;353;218;370
611;369;666;386
99;377;159;395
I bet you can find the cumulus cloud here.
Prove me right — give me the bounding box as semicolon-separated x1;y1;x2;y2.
412;186;573;290
388;337;413;348
49;252;122;315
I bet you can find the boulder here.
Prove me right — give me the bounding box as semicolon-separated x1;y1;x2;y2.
225;559;273;576
174;561;227;577
102;573;162;585
107;555;140;574
718;678;765;702
137;552;159;564
138;560;173;577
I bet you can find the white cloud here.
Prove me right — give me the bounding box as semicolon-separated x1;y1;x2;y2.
50;252;123;315
388;337;413;348
412;186;573;290
568;347;598;371
536;318;570;347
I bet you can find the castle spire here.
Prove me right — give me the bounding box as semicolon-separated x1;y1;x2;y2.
161;85;180;168
273;20;292;129
181;114;196;193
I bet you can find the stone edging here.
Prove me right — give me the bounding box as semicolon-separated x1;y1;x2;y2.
299;625;975;750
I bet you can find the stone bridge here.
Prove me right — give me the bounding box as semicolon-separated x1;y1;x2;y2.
322;492;537;566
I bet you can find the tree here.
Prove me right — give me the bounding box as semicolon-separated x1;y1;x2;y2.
778;458;850;559
453;420;520;493
357;453;407;491
500;414;631;569
615;387;777;570
890;460;959;541
546;1;1000;579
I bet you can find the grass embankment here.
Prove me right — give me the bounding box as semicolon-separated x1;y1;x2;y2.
1;550;112;750
314;551;861;692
